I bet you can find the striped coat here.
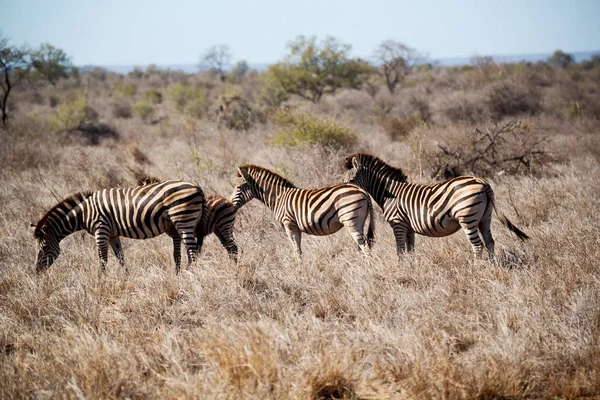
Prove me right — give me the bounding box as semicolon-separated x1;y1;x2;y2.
33;180;208;273
138;177;238;262
344;153;528;258
231;165;374;258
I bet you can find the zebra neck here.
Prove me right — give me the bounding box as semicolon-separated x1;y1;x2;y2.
56;204;87;239
370;177;406;210
259;185;290;210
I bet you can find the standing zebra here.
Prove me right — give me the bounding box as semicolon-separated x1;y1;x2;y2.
230;165;375;258
32;180;208;273
138;177;239;262
344;153;528;259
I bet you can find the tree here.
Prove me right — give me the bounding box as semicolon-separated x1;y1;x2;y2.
373;40;421;93
0;32;30;127
267;35;370;103
199;44;232;81
548;50;574;69
30;43;73;86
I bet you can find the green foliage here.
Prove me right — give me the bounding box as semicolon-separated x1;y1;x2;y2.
132;100;154;122
270;109;358;149
30;43;73;86
50;94;91;131
257;74;289;110
267;35;371;103
167;83;207;118
548;50;574;69
113;80;137;97
144;89;163;104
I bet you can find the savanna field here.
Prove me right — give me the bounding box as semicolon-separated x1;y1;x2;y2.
1;56;600;399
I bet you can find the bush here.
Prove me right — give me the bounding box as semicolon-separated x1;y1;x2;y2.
48;95;60;108
379;114;421;141
75;121;119;145
486;82;541;120
132;100;154;122
428;120;554;179
113;80;137;97
270;109;358;149
212;96;257;131
443;96;486;124
112;101;133;118
144;89;163;104
50;94;93;131
168;83;207;118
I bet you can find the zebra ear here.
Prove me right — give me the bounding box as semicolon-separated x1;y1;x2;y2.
352;157;360;170
30;223;36;229
237;167;249;181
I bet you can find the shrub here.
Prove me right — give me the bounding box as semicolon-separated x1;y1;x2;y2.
132;100;154;122
144;89;163;104
428;120;554;179
50;94;92;131
113;80;137;97
75;121;119;145
486;82;541;120
379;114;421;141
212;96;256;131
270;109;358;149
443;97;487;124
112;101;133;118
168;83;207;118
48;95;60;108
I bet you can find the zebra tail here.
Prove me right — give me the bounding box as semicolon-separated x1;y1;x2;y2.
195;193;209;254
367;197;375;248
486;183;530;241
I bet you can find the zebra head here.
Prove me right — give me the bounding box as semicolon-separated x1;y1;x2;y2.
230;167;256;208
33;226;60;272
343;155;365;186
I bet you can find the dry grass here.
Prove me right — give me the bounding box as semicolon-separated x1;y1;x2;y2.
1;63;600;399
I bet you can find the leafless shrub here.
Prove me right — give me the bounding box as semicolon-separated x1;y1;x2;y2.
212;96;259;130
74;121;120;145
428;120;555;179
443;95;487;124
486;82;541;120
112;101;132;119
129;146;152;165
48;95;59;108
380;114;421;141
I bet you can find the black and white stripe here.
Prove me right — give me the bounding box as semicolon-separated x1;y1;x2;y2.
138;177;238;262
230;165;374;258
33;180;208;273
344;153;528;258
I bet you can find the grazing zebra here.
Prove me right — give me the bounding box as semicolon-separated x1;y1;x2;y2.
138;177;239;262
230;165;375;258
344;153;528;259
32;180;208;273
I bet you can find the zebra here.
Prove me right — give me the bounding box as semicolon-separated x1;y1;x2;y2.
343;153;528;259
230;164;375;258
138;177;239;262
32;180;208;273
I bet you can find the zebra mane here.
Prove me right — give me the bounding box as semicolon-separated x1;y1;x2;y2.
344;153;408;183
34;191;93;239
238;165;296;188
137;175;162;186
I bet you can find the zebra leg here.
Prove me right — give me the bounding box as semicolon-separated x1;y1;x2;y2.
216;231;238;262
172;234;182;273
109;237;127;273
478;218;495;260
94;228;110;272
178;228;198;266
390;222;409;256
460;220;484;259
407;230;415;252
284;224;303;259
342;222;369;253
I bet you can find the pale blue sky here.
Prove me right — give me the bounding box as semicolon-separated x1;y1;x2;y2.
1;0;598;66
